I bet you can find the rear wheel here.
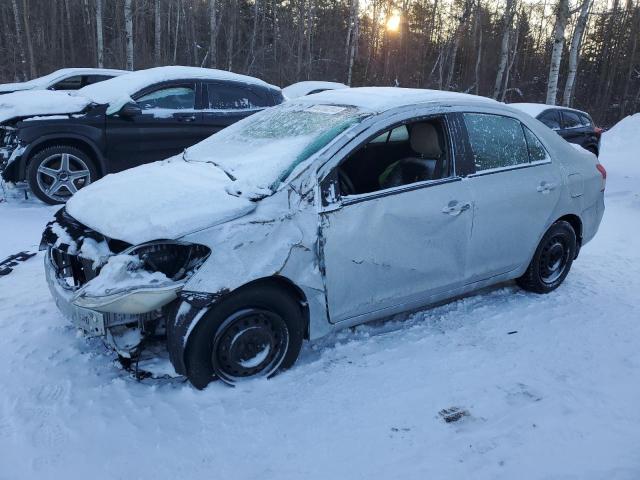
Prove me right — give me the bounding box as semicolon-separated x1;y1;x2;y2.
26;145;98;204
185;284;304;389
516;221;577;294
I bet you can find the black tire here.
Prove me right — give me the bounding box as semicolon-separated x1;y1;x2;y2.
516;220;577;294
26;145;98;205
185;284;304;389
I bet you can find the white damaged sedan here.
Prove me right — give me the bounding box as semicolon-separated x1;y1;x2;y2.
41;87;606;388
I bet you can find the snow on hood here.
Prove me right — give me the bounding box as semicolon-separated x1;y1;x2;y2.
65;158;256;245
0;90;91;124
78;66;279;114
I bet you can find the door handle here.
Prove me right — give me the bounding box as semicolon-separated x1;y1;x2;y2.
176;114;196;122
442;201;472;216
537;181;557;193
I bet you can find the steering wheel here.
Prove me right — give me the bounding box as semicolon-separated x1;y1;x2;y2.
337;168;356;197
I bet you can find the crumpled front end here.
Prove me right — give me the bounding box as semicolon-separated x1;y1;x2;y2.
0;126;25;182
42;209;210;357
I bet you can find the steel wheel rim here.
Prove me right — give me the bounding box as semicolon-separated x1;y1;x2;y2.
211;308;289;384
36;153;91;202
539;234;570;284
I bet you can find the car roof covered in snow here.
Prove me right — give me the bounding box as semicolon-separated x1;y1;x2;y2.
78;66;280;107
295;87;500;112
509;102;590;119
282;81;348;99
0;68;127;92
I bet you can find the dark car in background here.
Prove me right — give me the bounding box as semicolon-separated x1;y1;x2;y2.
510;103;602;156
0;66;283;204
0;68;127;94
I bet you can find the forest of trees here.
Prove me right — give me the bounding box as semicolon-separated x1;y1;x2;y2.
0;0;638;126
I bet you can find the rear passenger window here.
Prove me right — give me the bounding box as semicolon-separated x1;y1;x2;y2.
523;127;549;162
463;113;529;172
562;111;582;129
538;110;561;130
579;113;592;127
207;85;267;110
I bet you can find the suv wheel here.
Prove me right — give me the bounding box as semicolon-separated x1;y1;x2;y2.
516;220;577;294
26;145;98;204
185;285;304;389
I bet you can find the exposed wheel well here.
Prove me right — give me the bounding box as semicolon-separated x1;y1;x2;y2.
238;276;311;340
24;139;103;177
556;214;582;256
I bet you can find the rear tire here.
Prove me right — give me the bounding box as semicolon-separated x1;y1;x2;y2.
26;145;98;204
516;221;576;294
185;284;304;389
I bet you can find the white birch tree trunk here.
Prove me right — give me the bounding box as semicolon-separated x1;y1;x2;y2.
209;0;218;68
96;0;104;67
562;0;592;106
492;0;515;99
546;0;569;105
346;0;359;85
22;0;36;77
124;0;134;70
11;0;27;80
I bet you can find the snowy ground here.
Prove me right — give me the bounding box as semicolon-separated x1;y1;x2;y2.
1;117;639;479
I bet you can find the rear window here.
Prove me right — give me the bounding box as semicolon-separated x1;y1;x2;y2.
538;110;561;130
207;84;268;110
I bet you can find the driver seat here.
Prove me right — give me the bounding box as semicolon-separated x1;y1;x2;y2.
379;122;443;189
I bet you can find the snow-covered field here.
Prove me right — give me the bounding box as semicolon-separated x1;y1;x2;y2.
1;116;639;479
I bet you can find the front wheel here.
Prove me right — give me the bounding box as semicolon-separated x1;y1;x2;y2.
26;145;98;204
516;220;577;294
185;285;304;389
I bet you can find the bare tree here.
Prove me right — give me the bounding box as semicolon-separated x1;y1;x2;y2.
22;0;35;77
10;0;27;80
346;0;359;85
562;0;592;106
493;0;516;99
96;0;104;67
124;0;134;70
546;0;569;105
154;0;162;66
209;0;218;68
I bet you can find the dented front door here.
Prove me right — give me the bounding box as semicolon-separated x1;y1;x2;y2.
320;179;474;323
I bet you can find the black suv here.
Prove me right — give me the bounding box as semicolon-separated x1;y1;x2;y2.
510;104;602;156
0;68;283;204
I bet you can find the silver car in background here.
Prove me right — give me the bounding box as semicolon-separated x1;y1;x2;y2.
41;87;606;388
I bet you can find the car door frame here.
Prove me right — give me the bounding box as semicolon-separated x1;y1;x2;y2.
314;107;476;325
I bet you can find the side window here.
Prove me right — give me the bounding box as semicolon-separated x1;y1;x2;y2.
207;84;267;110
337;118;450;196
463;113;529;172
579;113;593;127
83;75;114;86
51;75;83;90
562;111;582;129
523;127;550;163
538;110;561;130
136;86;195;111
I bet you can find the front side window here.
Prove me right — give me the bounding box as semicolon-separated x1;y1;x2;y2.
464;113;529;172
207;85;267;110
136;86;195;110
538;110;561;130
336;118;450;196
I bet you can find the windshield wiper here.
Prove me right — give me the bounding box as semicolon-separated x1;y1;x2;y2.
181;151;236;181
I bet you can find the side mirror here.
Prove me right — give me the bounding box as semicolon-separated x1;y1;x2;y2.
118;101;141;118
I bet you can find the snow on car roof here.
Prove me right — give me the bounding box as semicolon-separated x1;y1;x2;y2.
282;81;348;99
295;87;499;112
509;102;590;118
0;68;127;92
78;66;279;107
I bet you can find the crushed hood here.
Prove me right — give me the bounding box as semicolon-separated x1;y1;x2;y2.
65;157;257;245
0;90;91;124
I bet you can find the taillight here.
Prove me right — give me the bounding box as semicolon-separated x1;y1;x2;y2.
594;126;603;138
596;163;606;191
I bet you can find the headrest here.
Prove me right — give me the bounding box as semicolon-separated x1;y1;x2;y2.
409;123;442;158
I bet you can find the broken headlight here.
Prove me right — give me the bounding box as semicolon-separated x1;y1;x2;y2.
124;241;211;282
